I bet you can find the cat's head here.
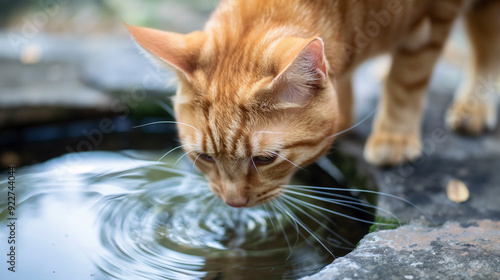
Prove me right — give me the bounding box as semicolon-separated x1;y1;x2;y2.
127;24;339;207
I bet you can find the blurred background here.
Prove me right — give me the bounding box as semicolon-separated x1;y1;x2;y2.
0;0;220;168
0;0;469;169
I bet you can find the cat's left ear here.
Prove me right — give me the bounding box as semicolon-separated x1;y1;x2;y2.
271;37;328;104
125;23;206;82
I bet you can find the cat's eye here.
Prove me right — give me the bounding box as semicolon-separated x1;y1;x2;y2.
199;153;215;163
253;154;277;165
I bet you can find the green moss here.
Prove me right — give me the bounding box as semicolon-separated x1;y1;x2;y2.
368;216;402;233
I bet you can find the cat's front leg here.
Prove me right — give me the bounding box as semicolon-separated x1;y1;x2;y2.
364;11;458;166
446;0;500;135
363;53;427;167
363;45;433;166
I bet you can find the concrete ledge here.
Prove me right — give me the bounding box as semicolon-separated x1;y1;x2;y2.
303;220;500;280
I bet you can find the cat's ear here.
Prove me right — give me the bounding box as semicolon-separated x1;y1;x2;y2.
271;37;328;104
125;23;206;81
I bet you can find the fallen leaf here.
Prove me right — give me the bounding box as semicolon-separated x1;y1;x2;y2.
446;179;470;203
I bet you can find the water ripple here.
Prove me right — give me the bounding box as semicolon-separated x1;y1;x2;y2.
0;151;366;280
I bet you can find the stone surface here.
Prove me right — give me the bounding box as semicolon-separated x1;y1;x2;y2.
304;220;500;280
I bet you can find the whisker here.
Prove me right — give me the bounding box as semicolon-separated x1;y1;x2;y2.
174;149;198;167
263;204;277;237
270;200;298;260
275;201;326;249
275;198;336;257
251;157;260;175
176;176;207;193
281;193;396;226
156;99;176;117
157;144;195;162
265;150;305;171
327;106;378;139
188;191;215;210
280;194;355;248
201;195;219;214
284;189;400;223
197;192;214;202
286;186;367;204
133;120;200;133
315;156;345;184
148;165;203;178
285;185;435;224
192;153;202;171
274;200;300;244
232;157;241;169
274;201;302;243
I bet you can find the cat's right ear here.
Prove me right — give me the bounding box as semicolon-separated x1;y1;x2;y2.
125;23;206;82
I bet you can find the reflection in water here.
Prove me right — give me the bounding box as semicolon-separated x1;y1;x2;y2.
0;151;369;280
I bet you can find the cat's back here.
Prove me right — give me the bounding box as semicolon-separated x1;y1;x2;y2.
203;0;471;75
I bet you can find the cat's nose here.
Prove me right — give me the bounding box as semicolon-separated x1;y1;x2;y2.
224;197;249;208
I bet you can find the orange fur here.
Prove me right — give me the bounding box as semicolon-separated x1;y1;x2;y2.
127;0;500;207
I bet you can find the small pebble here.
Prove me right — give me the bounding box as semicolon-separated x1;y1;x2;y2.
446;179;470;203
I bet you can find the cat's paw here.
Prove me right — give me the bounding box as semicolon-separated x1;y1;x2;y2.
364;132;421;166
445;101;497;135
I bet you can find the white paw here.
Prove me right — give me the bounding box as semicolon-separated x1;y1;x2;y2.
364;132;421;166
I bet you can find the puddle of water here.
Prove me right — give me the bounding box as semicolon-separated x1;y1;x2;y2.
0;151;369;280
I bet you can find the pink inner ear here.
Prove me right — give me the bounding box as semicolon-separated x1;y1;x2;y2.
306;38;327;79
280;82;314;104
273;38;328;104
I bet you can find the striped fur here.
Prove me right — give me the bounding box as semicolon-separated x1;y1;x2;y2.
127;0;500;207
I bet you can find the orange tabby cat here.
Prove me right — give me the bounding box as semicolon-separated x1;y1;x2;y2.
126;0;500;207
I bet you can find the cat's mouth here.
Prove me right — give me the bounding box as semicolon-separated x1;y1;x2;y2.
209;184;284;208
253;187;285;206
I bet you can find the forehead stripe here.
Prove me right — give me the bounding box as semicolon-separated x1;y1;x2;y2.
204;108;219;154
230;107;247;155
